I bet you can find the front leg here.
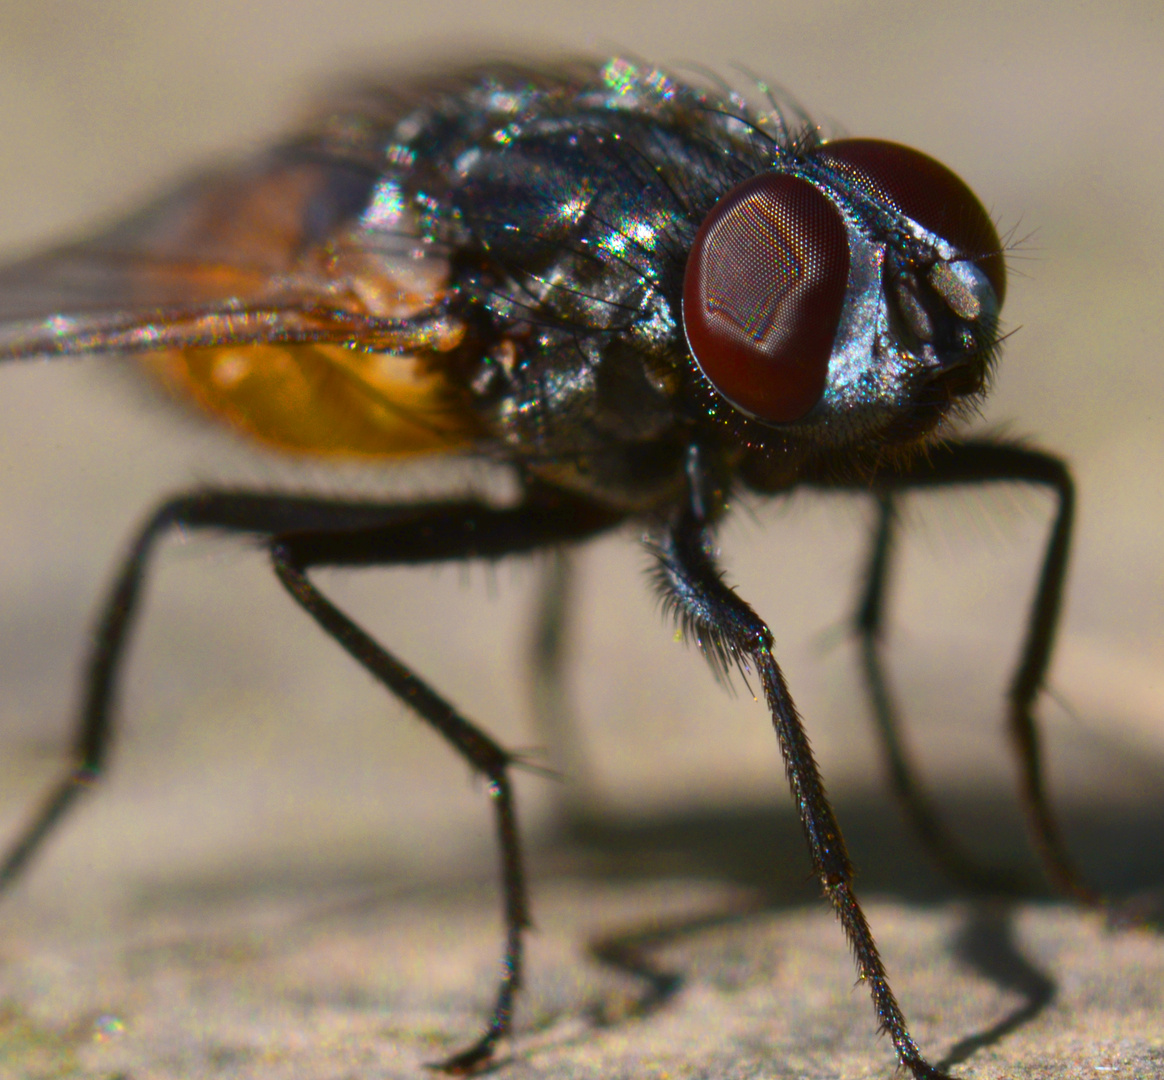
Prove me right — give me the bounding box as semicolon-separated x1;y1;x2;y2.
855;440;1096;906
651;480;952;1080
854;492;1032;895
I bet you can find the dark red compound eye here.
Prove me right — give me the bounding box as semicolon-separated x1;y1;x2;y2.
813;138;1006;305
682;173;849;424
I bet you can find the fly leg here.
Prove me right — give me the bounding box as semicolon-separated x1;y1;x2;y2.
266;492;621;1072
0;489;428;894
652;460;952;1080
853;491;1032;895
854;440;1098;906
1;486;620;1073
528;549;596;823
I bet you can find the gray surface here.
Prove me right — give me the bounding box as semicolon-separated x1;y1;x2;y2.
1;2;1163;1078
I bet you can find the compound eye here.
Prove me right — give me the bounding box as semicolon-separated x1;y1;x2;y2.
814;138;1006;305
682;173;849;424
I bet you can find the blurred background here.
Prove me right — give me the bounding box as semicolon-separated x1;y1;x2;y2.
0;2;1161;1076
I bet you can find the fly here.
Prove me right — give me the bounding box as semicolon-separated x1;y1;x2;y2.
0;57;1094;1080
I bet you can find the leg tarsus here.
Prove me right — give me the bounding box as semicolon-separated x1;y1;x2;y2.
0;770;90;893
428;921;522;1072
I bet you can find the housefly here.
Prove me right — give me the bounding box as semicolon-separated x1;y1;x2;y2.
0;57;1092;1079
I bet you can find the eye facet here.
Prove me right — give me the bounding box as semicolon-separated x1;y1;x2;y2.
682;173;849;424
813;138;1006;305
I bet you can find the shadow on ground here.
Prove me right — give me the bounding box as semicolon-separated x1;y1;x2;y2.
93;786;1163;1075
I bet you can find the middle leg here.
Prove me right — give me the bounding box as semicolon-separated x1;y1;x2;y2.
268;491;622;1071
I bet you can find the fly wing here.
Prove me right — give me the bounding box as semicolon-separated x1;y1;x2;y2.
0;129;483;457
0;148;462;360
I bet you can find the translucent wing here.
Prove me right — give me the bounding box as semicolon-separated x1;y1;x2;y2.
0;139;479;456
0;147;462;357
